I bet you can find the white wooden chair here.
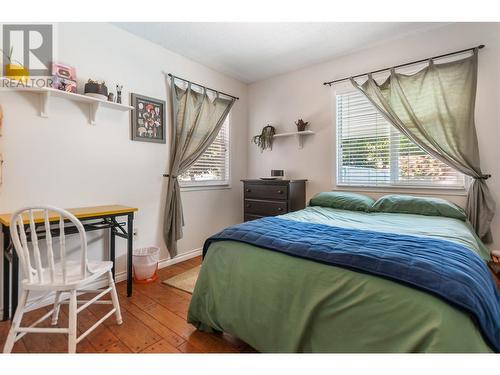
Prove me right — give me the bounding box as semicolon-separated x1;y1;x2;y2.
2;206;122;353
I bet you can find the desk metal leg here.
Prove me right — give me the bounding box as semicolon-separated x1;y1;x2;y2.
2;227;11;321
110;228;116;279
127;213;134;297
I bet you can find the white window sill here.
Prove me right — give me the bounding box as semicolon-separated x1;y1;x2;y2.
180;184;232;192
334;185;468;197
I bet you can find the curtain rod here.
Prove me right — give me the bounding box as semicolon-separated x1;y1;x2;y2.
323;44;485;86
166;73;239;100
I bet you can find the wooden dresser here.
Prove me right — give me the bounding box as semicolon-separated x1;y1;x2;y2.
241;179;307;222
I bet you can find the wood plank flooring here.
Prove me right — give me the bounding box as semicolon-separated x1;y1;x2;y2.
0;256;256;353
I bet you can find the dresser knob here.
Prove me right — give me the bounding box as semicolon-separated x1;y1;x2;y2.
246;189;251;193
277;190;284;194
278;207;283;212
246;204;251;208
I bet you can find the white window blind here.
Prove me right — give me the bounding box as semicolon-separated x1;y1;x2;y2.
179;118;230;187
336;91;465;189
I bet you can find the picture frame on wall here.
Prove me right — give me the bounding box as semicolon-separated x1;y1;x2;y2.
130;93;166;143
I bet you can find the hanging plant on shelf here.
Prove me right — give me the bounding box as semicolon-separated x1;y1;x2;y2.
252;125;276;152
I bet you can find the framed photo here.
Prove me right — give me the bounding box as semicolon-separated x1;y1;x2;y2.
51;63;77;93
130;93;166;143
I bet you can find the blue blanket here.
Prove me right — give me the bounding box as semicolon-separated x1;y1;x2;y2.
204;216;500;351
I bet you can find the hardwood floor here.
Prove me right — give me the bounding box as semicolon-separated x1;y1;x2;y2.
0;256;256;353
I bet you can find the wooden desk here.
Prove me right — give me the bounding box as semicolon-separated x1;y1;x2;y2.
1;205;138;321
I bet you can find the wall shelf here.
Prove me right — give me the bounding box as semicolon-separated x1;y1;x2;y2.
273;130;314;149
0;82;134;125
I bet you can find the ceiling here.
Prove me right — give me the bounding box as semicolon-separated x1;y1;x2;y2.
113;22;447;83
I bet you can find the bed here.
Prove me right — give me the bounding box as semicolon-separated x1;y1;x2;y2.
187;195;500;353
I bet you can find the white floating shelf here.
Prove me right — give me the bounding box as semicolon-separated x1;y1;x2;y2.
273;130;314;149
0;81;134;125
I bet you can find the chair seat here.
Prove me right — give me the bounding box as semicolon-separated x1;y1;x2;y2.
21;260;113;291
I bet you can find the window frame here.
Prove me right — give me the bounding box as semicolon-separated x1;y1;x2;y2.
334;90;467;192
179;116;231;190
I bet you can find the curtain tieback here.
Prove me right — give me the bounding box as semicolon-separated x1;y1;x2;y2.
162;174;178;179
476;174;491;180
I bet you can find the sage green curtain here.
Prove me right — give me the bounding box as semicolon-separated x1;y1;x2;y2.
350;49;495;243
164;77;235;257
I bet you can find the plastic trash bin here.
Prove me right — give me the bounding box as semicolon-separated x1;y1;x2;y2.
133;246;160;284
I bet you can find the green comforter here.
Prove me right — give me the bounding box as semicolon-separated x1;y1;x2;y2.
187;207;492;352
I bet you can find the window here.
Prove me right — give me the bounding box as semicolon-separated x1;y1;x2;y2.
179;118;230;187
336;91;465;189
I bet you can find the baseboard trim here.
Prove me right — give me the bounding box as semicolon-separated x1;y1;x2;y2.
112;247;203;284
0;247;203;319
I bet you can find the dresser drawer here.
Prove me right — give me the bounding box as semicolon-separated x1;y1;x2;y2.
244;184;288;200
244;214;265;222
244;199;287;216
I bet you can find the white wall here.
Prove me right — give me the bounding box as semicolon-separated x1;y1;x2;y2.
247;23;500;249
0;22;248;299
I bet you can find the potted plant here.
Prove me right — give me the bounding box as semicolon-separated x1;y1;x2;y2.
2;47;29;84
252;125;276;152
295;119;309;132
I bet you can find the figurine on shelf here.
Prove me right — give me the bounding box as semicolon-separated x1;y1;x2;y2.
116;85;123;104
295;119;309;132
107;92;115;102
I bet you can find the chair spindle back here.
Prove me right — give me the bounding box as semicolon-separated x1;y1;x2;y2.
10;206;88;285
